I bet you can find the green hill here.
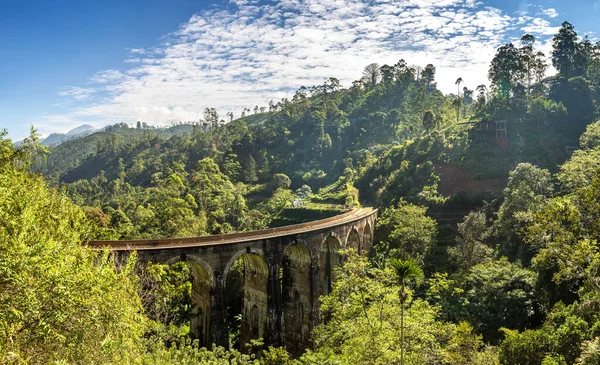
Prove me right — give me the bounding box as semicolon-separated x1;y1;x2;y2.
35;123;194;181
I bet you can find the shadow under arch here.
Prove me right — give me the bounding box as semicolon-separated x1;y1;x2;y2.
224;250;269;351
363;222;373;253
346;227;361;255
320;235;342;297
282;242;312;354
165;256;214;346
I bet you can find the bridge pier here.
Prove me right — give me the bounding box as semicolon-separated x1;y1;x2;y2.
268;260;283;347
212;271;228;347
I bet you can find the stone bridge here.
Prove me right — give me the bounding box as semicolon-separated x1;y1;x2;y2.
88;207;377;354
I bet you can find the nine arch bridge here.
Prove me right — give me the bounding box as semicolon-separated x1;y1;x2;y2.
88;207;377;354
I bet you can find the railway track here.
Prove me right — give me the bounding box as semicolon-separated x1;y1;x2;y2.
87;207;376;251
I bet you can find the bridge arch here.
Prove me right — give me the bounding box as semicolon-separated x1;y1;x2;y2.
346;227;361;255
224;250;269;351
165;255;213;346
282;241;312;353
223;247;265;282
363;222;373;253
320;234;342;297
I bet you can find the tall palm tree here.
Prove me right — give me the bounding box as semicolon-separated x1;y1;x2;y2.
476;84;487;96
388;258;424;365
454;78;464;123
453;97;462;124
476;84;488;108
455;77;463;96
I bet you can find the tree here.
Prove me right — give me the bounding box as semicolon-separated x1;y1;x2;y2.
203;107;219;130
453;97;462;123
423;110;436;131
307;253;495;364
586;43;600;104
499;328;553;365
243;155;258;183
520;34;547;96
190;158;247;233
455;77;463;96
578;338;600;365
550;76;595;140
380;64;395;83
374;200;437;264
138;262;195;328
526;96;568;129
462;258;538;340
525;173;600;299
390;59;411;83
499;301;593;365
411;65;423;81
557;148;600;192
443;322;497;365
493;163;553;263
462;87;474;106
138;174;206;238
448;211;494;271
223;154;242;182
256;148;271;181
579;120;600;150
552;21;588;78
141;341;262;364
421;64;436;86
226;111;234;122
489;43;524;102
389;258;424;365
0;135;146;363
255;188;294;228
272;173;291;189
295;184;312;199
362;63;380;88
476;84;487;108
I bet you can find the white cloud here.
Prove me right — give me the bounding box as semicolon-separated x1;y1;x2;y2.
90;70;128;84
521;17;560;36
43;0;572;132
129;48;147;55
541;8;559;18
58;86;96;101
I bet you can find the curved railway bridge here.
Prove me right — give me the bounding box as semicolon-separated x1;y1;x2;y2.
88;207;377;354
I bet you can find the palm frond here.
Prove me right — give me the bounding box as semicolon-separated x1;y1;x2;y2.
388;258;424;283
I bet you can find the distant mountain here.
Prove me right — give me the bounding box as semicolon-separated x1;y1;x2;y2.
34;123;195;179
41;125;98;147
14;124;98;148
65;124;95;137
42;133;72;147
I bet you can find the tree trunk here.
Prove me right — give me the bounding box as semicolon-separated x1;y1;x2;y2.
400;285;405;365
456;105;460;124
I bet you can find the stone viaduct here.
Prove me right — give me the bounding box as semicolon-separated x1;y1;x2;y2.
88;207;377;354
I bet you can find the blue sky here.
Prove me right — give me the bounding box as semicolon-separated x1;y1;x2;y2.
1;0;599;140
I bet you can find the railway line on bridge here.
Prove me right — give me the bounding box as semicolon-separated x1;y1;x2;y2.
87;207;375;250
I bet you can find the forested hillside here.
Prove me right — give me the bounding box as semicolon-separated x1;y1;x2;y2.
5;20;600;364
35;20;591;246
35;55;464;239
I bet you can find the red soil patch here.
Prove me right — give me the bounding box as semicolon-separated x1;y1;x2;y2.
434;164;506;197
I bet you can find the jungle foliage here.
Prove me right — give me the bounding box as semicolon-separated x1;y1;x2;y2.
4;20;600;364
